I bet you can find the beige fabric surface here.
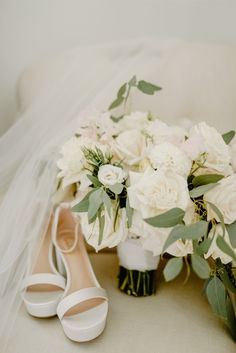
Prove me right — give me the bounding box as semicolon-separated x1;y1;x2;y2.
6;253;235;353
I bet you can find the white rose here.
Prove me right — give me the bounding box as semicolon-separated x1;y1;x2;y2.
145;120;187;146
230;136;236;172
127;168;190;219
57;136;85;188
205;224;235;264
189;122;233;176
129;210;171;256
148;142;192;177
204;175;236;224
80;207;128;251
114;129;147;166
119;111;148;131
98;164;126;186
166;240;193;257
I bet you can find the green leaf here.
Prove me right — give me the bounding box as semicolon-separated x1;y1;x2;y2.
110;115;124;123
207;201;226;236
196;238;213;255
126;196;133;228
192;174;224;187
206;276;227;319
189;183;218;198
108;96;124;110
108;183;124;195
222;130;235;144
137;80;162;95
218;265;236;294
163;257;183;282
117;83;127;98
144;208;185;228
102;190;112;217
216;236;236;262
88;188;103;221
71;189;97;213
98;211;105;246
226;222;236;248
191;254;211;279
226;295;236;340
163;221;209;252
86;174;102;187
128;75;137;87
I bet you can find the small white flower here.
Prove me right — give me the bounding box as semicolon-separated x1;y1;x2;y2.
114;129;147;166
189;122;233;176
79;207;128;251
98;164;126;186
204;174;236;224
119;111;148;130
127;168;190;219
57;136;85;188
148;142;192;177
205;224;235;264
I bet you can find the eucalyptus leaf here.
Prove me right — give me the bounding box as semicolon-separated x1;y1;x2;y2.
163;221;209;252
163;257;183;282
109;183;124;195
88;188;103;221
226;295;236;340
222;130;235;145
190;183;218;198
226;222;236;248
218;265;236;294
191;254;211;279
192;174;224;187
206;276;227;319
86;174;102;187
128;75;137;87
126;196;133;228
98;211;105;246
144;208;185;228
137;80;162;95
216;236;236;262
117;83;127;98
196;238;213;255
71;189;98;213
102;190;112;216
110;115;124;123
207;201;226;236
108;96;124;110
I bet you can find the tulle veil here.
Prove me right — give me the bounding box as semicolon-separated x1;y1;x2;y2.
0;38;173;350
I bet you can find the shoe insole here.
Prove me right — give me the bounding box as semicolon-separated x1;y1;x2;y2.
57;209;105;316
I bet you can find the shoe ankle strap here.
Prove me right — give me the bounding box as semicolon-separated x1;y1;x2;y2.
52;204;79;254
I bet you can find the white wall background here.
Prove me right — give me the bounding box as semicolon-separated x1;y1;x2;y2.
1;0;236;135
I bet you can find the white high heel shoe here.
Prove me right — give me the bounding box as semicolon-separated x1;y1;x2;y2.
21;217;66;318
52;204;108;342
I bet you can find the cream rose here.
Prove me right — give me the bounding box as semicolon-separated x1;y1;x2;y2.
127;168;190;219
189;122;233;176
119;111;148;131
148;142;192;177
79;207;128;251
204;225;235;264
98;164;126;186
204;175;236;224
114;129;147;166
145;120;187;146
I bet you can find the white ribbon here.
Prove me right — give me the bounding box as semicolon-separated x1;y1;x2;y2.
117;238;160;272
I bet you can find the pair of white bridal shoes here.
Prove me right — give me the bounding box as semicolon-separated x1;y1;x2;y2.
21;204;108;342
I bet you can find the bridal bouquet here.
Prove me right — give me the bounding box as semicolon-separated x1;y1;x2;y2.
55;76;236;339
